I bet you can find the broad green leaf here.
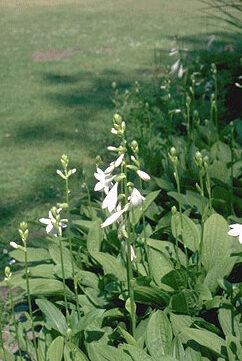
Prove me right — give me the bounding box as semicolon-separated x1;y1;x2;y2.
47;336;64;361
76;270;99;289
26;278;73;296
171;213;200;252
120;344;154;361
208;161;230;184
154;177;175;191
36;299;67;336
168;191;208;215
202;214;232;271
170;313;193;342
210;141;231;163
226;335;242;361
171;289;200;315
87;344;132;361
146;310;173;358
169;335;186;361
195;284;212;301
0;348;15;361
130;190;160;226
204;257;236;292
147;239;186;266
73;309;105;335
49;243;76;278
184;347;202;361
87;219;103;252
181;327;226;356
148;247;173;286
37;327;52;361
218;308;241;338
161;269;188;291
134;285;169;308
28;264;55;278
118;327;138;347
90;252;126;282
64;343;89;361
10;248;50;262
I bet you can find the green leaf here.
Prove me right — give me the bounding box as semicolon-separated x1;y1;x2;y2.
147;239;186;267
148;247;174;286
130;190;160;226
204;257;236;292
64;343;89;361
171;213;200;252
90;252;126;282
10;247;50;262
118;327;138;347
170;313;193;341
26;278;73;296
73;309;105;335
120;344;154;361
184;347;202;361
202;214;232;271
209;161;230;184
87;219;103;252
161;269;188;291
47;336;64;361
28;264;55;278
76;270;99;289
154;177;175;191
218;308;241;338
146;310;173;359
134;285;169;308
181;327;226;356
49;243;76;278
210;141;231;163
87;344;132;361
36;299;68;336
171;289;200;315
169;335;186;361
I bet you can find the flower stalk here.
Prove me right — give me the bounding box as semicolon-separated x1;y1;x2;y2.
4;266;23;361
58;155;81;320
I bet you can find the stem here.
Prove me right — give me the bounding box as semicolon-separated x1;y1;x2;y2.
24;246;39;361
174;164;189;267
174;217;181;268
139;178;151;278
58;232;70;327
7;281;23;361
0;309;7;361
230;126;235;215
65;176;81;321
123;147;136;339
198;170;205;271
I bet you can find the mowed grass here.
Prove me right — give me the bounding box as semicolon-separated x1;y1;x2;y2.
0;0;227;264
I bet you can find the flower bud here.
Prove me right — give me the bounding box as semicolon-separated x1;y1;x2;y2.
112;81;117;89
113;113;122;125
137;170;150;181
10;241;18;249
5;266;11;279
57;169;66;179
170;147;176;156
195;151;203;168
61;154;68;168
171;206;177;215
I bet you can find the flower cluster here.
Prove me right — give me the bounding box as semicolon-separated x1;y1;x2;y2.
39;207;67;237
94;114;150;229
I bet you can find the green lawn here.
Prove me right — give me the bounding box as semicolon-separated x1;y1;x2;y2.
0;0;229;264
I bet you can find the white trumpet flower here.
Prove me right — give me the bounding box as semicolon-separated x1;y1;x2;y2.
129;188;145;208
101;205;128;228
228;223;242;244
94;167;114;194
137;170;150;181
39;209;67;237
102;182;118;213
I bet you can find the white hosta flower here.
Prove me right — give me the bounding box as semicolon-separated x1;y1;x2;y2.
114;154;124;168
178;64;184;78
171;59;180;74
169;48;178;56
102;182;118;213
228;224;242;244
94;167;114;194
137;169;150;181
10;241;18;249
39;210;67;237
129;188;145;208
101;205;128;228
